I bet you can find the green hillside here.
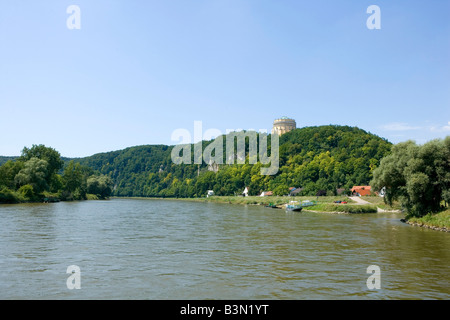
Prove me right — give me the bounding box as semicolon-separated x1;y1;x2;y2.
0;156;17;166
73;125;392;197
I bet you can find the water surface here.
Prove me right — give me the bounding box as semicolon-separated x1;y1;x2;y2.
0;198;449;299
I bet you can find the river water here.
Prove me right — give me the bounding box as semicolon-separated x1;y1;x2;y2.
0;198;449;299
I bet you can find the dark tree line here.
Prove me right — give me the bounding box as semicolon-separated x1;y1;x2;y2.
0;145;112;203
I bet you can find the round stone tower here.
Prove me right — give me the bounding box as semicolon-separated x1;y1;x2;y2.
272;116;296;136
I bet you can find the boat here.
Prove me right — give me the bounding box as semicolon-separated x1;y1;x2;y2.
286;201;303;212
300;200;317;207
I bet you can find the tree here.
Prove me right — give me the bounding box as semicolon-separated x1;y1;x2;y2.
87;175;113;199
14;158;49;193
371;138;450;217
20;144;63;176
62;161;87;200
0;160;24;189
19;144;64;190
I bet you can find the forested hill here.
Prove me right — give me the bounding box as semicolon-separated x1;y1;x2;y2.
0;156;18;166
73;125;392;198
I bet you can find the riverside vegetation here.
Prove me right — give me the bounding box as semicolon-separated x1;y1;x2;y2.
0;126;448;230
370;137;450;231
0;145;113;203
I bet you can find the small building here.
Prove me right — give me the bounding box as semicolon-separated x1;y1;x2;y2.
207;190;214;197
243;187;249;197
351;186;372;196
289;187;303;196
260;191;273;197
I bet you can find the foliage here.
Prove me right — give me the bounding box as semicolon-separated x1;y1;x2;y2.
0;187;23;203
371;137;450;218
87;175;113;199
407;209;450;229
0;126;395;203
74;125;392;198
19;144;64;176
18;184;35;200
0;160;24;189
14;158;49;193
0;145;102;203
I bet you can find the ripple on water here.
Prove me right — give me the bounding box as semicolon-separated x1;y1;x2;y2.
0;199;449;299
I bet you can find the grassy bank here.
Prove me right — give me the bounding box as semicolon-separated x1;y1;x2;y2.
359;196;402;211
189;195;377;213
128;195;381;214
406;209;450;231
305;203;378;214
177;195;350;206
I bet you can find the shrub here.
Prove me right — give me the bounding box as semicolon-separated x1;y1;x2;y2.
18;184;35;200
0;187;22;203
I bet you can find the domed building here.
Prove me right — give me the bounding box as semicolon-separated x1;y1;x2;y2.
272;117;296;136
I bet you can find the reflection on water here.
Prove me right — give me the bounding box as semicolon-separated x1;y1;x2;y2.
0;198;449;299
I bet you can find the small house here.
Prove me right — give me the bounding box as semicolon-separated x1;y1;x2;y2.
207;190;214;197
351;186;372;196
243;187;249;197
260;191;273;197
289;188;303;196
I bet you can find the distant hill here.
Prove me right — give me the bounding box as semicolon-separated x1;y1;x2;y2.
0;156;18;166
72;125;392;197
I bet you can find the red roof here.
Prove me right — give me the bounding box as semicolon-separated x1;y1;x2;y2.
351;186;372;196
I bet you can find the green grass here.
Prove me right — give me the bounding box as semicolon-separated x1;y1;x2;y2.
359;196;402;210
182;195;350;206
407;209;450;229
120;195;377;213
306;203;378;214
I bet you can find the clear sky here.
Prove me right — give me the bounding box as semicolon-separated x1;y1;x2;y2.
0;0;449;157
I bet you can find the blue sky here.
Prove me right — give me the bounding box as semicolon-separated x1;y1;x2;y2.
0;0;449;157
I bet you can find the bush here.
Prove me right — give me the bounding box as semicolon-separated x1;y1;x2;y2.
86;193;99;200
0;187;22;203
18;184;35;200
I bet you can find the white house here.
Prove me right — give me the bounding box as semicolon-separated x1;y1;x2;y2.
243;187;249;197
207;190;214;197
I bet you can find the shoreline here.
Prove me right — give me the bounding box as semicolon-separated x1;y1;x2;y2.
4;195;448;233
404;221;450;233
115;196;384;214
117;196;449;232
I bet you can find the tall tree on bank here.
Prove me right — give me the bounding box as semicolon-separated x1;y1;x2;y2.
19;144;64;190
371;137;450;218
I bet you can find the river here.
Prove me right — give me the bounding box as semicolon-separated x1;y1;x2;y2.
0;198;449;299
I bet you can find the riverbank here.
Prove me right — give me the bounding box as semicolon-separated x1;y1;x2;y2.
404;209;450;232
303;203;378;214
122;195;381;214
0;192;110;204
139;196;450;232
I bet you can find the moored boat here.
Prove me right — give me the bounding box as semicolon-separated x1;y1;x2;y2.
286;201;303;212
